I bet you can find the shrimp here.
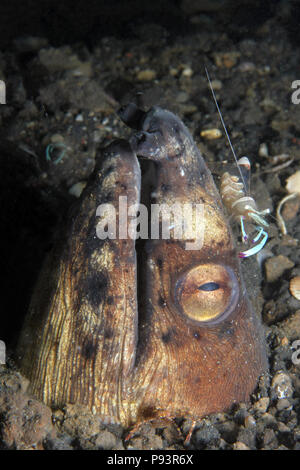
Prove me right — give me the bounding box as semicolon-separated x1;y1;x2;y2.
205;66;270;258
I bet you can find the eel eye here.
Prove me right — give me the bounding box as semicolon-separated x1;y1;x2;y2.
175;264;239;324
198;282;220;292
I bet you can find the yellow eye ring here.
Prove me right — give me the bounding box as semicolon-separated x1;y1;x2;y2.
175;263;239;325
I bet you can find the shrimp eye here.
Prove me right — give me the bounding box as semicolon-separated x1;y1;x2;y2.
175;264;239;324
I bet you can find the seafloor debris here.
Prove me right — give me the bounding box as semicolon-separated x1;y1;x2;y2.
289;276;300;301
276;171;300;235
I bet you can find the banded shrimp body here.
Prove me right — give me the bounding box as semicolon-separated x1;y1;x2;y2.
205;66;271;258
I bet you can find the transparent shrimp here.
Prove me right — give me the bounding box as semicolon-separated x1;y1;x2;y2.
205;66;270;258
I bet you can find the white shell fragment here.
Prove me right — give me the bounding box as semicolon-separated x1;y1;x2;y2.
286;170;300;195
271;371;293;400
69;181;87;198
258;142;269;158
290;276;300;300
276;170;300;235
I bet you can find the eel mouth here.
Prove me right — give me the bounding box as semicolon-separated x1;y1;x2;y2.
134;158;158;364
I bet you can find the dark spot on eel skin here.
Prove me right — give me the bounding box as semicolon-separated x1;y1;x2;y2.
217;322;235;340
84;216;106;259
161;183;171;192
106;296;114;305
216;240;225;249
193;330;202;340
158;295;166;307
85;270;108;308
161;327;177;344
82;339;97;360
156;258;163;269
104;327;114;339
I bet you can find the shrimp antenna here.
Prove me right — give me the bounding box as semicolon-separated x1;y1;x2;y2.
204;65;247;192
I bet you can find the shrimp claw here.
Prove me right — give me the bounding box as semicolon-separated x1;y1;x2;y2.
239;226;268;258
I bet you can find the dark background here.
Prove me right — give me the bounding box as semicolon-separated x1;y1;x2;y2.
0;0;298;348
0;0;290;48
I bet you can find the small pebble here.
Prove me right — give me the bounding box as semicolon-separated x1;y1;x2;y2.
69;182;87;198
213;52;240;68
238;61;256;72
200;128;222;140
271;371;293;400
260;413;277;427
286;171;300;194
169;68;179;76
258;142;269;158
94;430;117;450
281;198;300;221
39;46;92;76
260;98;278;111
253;397;270;414
93;130;102;143
244;415;256;428
176;91;189;103
265;255;295;283
49;133;65;144
136;69;157;81
281;310;300;340
210;79;222;90
194;422;220;447
262;428;278;448
181;67;193;77
181;104;197;115
280;336;289;346
294;428;300;441
236;427;256;448
218;438;229;450
281;235;298;247
71;62;92;77
271;118;290;132
289;276;300;300
233;404;248;425
215;420;237;443
233;441;250;450
128;434;163;450
276;398;291;411
277;421;290;432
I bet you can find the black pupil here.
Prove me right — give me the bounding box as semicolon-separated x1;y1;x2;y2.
198;282;220;292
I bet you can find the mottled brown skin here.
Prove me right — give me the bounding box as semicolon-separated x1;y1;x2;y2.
18;140;141;424
17;106;267;428
122;106;267;422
